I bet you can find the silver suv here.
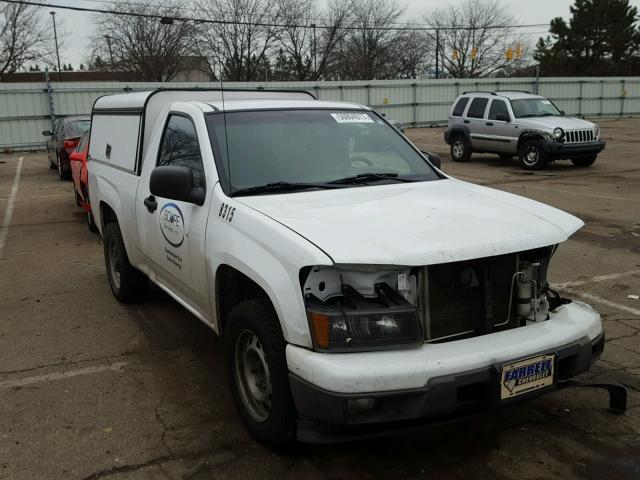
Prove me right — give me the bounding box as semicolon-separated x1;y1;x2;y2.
444;91;606;170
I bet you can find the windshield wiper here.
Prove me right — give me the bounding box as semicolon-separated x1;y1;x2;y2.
328;173;417;185
232;181;340;197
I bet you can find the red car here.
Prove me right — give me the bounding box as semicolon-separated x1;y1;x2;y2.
69;131;98;232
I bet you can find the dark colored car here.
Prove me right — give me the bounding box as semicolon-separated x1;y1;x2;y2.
43;116;91;180
69;131;98;232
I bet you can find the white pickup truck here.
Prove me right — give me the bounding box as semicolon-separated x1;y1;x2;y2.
88;89;604;444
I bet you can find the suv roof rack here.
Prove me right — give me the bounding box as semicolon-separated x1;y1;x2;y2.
494;90;532;94
461;91;497;95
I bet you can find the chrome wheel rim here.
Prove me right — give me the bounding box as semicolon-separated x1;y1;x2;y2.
523;146;539;166
452;140;464;159
235;329;272;422
108;239;121;291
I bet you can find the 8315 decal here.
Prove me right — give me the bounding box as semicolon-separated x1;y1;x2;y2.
219;203;235;222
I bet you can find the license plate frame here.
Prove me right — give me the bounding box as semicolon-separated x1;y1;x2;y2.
500;353;555;400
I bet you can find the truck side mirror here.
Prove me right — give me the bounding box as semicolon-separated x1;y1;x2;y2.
421;151;441;169
560;110;565;116
42;130;52;136
150;165;205;206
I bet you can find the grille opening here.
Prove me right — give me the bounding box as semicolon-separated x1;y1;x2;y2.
421;247;553;343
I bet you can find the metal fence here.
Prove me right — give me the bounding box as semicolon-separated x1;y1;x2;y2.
1;76;639;151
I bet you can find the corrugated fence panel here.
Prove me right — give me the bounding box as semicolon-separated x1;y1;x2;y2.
1;77;638;151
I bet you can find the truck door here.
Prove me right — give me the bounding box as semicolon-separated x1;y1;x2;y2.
136;113;212;318
484;99;516;154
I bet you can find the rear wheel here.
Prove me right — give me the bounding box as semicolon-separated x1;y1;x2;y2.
571;154;597;168
87;211;99;233
48;149;56;169
225;299;296;446
450;134;471;162
103;222;147;302
518;139;548;170
58;154;71;180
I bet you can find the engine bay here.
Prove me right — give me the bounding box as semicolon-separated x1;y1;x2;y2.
302;246;562;349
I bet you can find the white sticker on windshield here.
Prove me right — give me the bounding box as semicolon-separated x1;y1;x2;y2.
541;100;551;105
331;113;374;123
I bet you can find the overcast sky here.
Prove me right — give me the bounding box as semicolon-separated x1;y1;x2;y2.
42;0;640;68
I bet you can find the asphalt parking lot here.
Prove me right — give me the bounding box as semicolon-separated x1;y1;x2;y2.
1;117;639;480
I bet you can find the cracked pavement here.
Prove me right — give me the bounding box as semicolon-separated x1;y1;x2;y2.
1;118;639;479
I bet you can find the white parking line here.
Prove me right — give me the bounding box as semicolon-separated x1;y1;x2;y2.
571;291;640;317
0;362;127;389
0;156;23;258
509;184;640;203
553;269;640;289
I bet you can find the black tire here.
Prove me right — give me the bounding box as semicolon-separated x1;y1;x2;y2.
518;139;548;170
571;154;597;168
87;211;99;233
103;222;147;302
58;153;71;180
450;134;472;162
225;299;296;446
48;149;56;169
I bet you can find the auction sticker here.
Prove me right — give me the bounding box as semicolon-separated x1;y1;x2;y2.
331;112;374;123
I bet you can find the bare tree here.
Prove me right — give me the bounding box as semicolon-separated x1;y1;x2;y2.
272;0;353;80
90;1;198;81
194;0;283;81
0;3;53;79
425;0;525;78
333;0;405;80
390;30;432;79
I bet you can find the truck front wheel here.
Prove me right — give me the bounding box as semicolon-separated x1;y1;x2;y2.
103;222;148;302
225;299;296;446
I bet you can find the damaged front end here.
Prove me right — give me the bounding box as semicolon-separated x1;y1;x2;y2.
301;245;568;351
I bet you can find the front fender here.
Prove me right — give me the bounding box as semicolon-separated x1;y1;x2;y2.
207;185;333;347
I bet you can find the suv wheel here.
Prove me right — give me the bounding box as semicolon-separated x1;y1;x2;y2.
225;299;296;446
519;139;548;170
450;135;471;162
571;154;597;168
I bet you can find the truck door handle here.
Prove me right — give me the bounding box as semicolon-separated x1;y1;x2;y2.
144;195;157;213
486;122;494;126
463;120;470;124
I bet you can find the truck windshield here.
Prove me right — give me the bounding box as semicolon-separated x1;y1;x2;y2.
206;110;440;196
510;98;561;118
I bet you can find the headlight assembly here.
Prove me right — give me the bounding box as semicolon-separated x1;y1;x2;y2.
306;284;422;352
593;125;600;139
553;127;564;140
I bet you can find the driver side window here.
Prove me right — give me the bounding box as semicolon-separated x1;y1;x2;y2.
157;115;205;189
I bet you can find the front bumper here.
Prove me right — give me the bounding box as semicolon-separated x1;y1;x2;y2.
286;302;604;442
544;140;606;159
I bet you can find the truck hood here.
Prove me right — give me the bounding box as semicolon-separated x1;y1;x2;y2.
518;116;595;131
236;179;583;266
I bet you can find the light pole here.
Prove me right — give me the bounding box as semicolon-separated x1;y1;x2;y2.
311;23;317;76
50;11;62;80
104;35;114;68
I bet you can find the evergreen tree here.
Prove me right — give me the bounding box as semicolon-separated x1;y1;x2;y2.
535;0;640;76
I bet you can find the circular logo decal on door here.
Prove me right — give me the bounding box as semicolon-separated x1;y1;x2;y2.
159;203;185;247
